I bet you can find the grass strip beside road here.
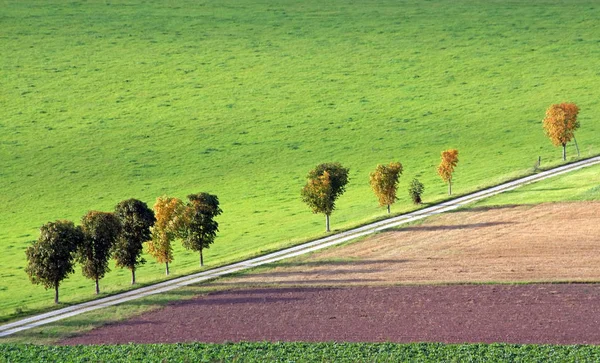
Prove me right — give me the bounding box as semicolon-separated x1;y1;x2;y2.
0;285;213;345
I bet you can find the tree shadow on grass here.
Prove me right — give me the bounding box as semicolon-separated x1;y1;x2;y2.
116;283;365;308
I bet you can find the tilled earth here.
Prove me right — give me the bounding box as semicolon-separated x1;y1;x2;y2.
61;202;600;345
208;202;600;287
62;284;600;345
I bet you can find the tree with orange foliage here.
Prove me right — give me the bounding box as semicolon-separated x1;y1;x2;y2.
542;103;580;161
301;163;349;232
437;149;459;196
370;162;403;214
146;196;184;275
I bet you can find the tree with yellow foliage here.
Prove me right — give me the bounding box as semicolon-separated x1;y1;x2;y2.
437;149;459;196
146;196;184;275
370;162;403;214
542;103;580;161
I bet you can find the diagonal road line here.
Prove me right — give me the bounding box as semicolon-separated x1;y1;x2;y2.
1;156;599;337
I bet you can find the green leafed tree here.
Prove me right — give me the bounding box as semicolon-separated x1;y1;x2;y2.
370;161;403;214
25;220;83;304
78;211;122;294
301;162;350;232
180;193;222;267
408;178;425;205
113;199;156;285
147;196;185;276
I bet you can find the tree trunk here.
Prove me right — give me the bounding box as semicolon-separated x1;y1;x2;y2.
325;214;330;232
165;262;170;276
95;278;99;294
448;179;452;196
200;249;204;267
387;204;390;214
54;283;59;304
562;143;567;161
574;137;580;157
131;268;136;285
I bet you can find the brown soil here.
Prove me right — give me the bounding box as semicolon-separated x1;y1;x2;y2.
62;284;600;345
209;202;600;287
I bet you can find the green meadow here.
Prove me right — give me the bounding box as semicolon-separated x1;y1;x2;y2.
1;0;599;320
474;163;600;207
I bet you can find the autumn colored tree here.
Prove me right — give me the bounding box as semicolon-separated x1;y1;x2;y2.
301;162;350;232
437;149;459;195
542;103;580;160
180;193;222;267
147;196;184;275
25;220;83;304
78;211;122;294
408;178;425;205
370;162;403;213
113;199;156;285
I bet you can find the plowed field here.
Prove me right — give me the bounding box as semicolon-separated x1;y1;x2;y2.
212;202;600;287
61;202;600;345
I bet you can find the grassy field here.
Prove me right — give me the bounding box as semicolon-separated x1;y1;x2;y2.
472;164;600;206
4;342;600;362
2;0;600;320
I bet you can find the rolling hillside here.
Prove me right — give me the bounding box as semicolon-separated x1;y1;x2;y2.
1;0;599;319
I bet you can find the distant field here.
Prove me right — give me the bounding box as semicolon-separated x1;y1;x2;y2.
1;0;600;320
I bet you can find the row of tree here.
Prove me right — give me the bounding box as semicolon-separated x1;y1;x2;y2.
25;194;221;303
25;102;580;303
301;149;458;232
300;101;581;232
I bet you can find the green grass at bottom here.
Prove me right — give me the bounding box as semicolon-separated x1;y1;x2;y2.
2;342;600;362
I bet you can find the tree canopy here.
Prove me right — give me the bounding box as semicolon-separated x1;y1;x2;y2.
370;162;403;213
113;199;156;284
301;162;350;232
437;149;459;195
408;178;425;205
25;220;83;304
542;103;580;160
78;211;122;294
180;193;222;266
